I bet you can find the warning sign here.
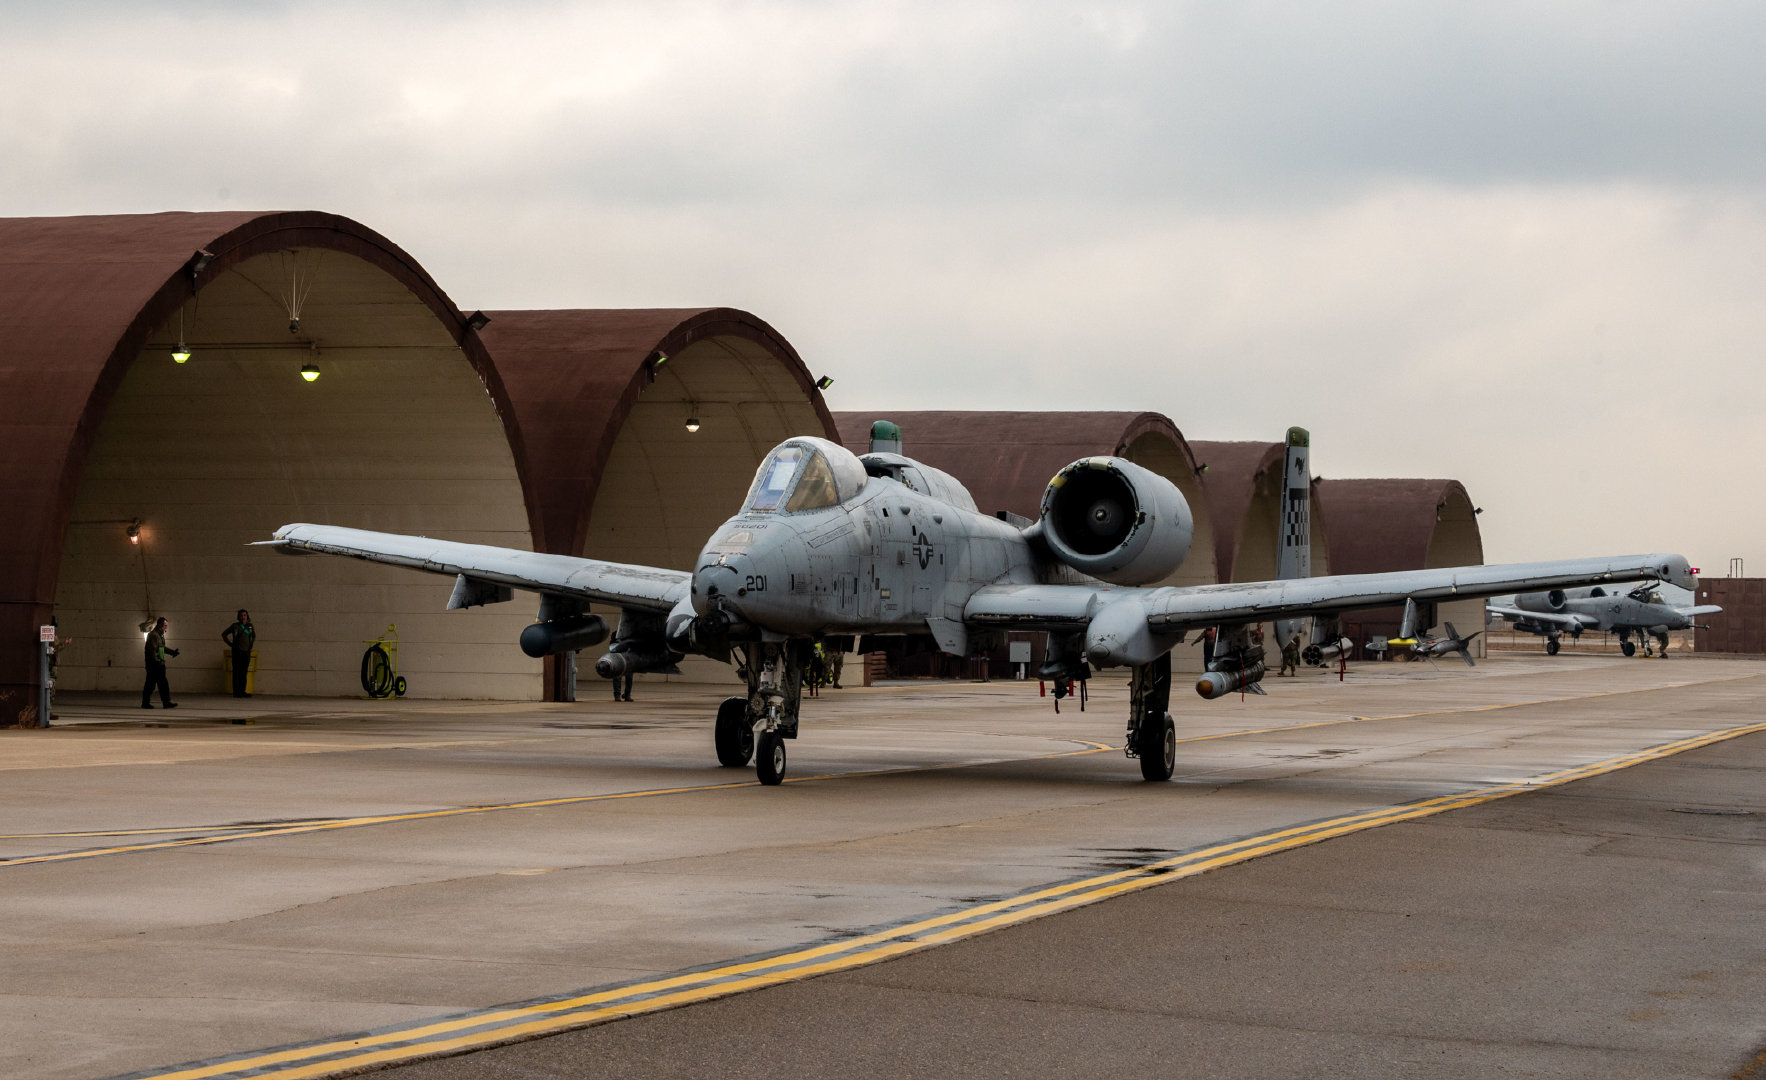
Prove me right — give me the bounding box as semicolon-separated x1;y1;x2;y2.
40;625;55;643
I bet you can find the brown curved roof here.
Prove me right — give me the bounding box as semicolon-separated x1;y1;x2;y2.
481;309;836;557
0;211;509;722
1312;478;1484;574
1186;440;1284;583
831;411;1205;520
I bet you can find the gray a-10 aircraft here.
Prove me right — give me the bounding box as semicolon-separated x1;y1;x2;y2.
1489;585;1720;657
263;421;1697;786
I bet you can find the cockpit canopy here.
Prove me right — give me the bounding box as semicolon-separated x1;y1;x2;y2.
743;437;868;514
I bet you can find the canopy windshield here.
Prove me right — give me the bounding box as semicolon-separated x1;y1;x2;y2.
744;442;857;513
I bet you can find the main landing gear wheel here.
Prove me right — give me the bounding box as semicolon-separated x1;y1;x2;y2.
1137;711;1176;782
1545;639;1560;656
1621;641;1636;657
756;731;787;786
714;696;754;767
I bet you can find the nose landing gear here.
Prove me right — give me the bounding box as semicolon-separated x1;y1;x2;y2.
714;696;754;766
720;640;808;785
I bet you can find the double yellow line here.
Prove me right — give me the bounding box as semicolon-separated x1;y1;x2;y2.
119;718;1766;1080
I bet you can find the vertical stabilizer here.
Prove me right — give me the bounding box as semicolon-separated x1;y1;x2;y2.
1274;427;1311;649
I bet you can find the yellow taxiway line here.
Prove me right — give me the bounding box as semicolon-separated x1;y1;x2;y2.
117;717;1766;1080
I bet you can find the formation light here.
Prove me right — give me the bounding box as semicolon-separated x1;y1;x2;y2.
171;345;191;364
300;362;321;382
685;416;701;433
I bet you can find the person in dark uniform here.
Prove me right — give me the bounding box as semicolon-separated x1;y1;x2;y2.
142;616;179;709
1200;626;1217;667
222;609;255;697
612;668;633;702
1279;633;1301;677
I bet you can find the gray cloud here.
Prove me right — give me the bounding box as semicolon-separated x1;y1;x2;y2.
2;1;1762;568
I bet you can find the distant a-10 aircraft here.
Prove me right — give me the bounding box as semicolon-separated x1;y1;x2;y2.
1489;584;1720;656
263;421;1697;785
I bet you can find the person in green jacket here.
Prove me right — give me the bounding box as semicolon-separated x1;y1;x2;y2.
222;609;255;698
141;616;179;709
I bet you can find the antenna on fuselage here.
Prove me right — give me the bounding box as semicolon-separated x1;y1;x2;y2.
870;420;902;455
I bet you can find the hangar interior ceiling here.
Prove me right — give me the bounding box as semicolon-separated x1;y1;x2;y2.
581;334;826;685
53;247;539;699
582;335;826;570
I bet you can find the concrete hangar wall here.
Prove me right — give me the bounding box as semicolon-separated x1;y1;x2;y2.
0;211;833;726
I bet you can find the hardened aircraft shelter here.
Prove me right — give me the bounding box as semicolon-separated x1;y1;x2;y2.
1313;478;1487;655
0;212;832;725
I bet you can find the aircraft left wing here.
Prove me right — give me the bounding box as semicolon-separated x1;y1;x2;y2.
1485;605;1597;630
258;524;689;613
967;554;1695;652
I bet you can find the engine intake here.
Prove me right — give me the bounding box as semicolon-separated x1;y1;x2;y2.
1038;457;1193;586
1514;589;1568;614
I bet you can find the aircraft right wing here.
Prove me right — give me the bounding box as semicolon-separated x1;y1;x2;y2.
257;524;689;613
1682;604;1724;617
967;553;1694;666
1485;605;1598;630
1138;554;1694;631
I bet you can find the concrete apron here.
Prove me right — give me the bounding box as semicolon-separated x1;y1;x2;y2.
0;654;1761;1080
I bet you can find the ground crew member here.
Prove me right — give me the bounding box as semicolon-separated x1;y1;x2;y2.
141;616;179;709
1200;626;1217;667
1280;633;1301;676
612;667;633;702
222;609;255;698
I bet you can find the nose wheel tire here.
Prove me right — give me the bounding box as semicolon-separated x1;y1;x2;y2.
1137;711;1176;782
756;732;787;785
1545;639;1560;656
714;696;754;767
1621;641;1636;657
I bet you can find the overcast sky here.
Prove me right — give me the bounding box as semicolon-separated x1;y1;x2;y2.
5;1;1762;573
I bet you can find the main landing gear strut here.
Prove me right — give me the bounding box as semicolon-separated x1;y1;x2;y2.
715;640;807;785
1126;652;1176;782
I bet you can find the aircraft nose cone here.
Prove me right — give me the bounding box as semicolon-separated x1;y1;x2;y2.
692;554;749;617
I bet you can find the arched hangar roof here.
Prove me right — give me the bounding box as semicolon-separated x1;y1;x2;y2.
832;411;1218;587
1313;478;1484;650
1185;440;1284;584
1311;478;1484;575
480;309;836;560
0;210;517;724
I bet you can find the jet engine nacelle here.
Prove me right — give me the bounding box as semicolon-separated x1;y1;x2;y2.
518;615;610;658
1514;589;1568;614
1038;457;1193;586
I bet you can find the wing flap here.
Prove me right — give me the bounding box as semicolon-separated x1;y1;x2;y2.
262;524;689;612
1143;554;1693;631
